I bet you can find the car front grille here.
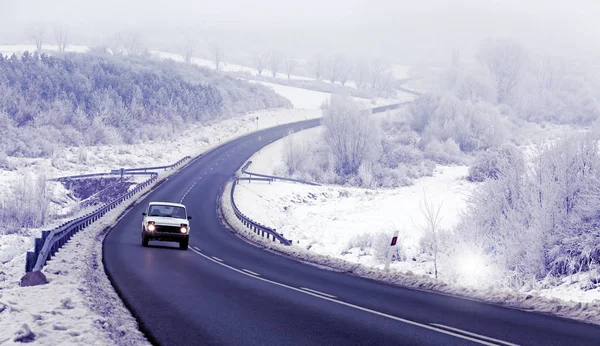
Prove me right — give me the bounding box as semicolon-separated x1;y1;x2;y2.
154;225;181;233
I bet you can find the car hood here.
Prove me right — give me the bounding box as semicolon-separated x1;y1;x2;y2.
147;216;188;227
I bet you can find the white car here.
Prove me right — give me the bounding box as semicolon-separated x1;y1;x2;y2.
142;202;191;250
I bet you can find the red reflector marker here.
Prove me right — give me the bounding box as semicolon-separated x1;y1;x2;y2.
390;236;398;246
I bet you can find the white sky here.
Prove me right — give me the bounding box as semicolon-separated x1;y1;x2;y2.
1;0;599;63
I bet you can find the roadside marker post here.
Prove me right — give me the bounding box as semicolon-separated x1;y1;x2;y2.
385;230;400;271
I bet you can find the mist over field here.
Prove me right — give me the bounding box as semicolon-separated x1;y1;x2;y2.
2;0;599;63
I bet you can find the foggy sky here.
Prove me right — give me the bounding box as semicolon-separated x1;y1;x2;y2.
1;0;599;63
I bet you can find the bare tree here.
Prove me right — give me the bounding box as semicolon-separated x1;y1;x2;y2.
476;38;528;104
182;37;195;64
312;54;324;81
54;25;69;52
214;44;223;71
337;55;353;86
414;191;443;279
327;55;341;84
369;59;391;90
353;59;369;89
253;52;269;76
283;56;297;79
269;52;281;78
29;25;45;52
124;32;144;56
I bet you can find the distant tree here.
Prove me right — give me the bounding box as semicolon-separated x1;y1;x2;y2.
353;59;369;89
283;56;297;79
415;191;443;279
337;55;353;86
369;58;391;90
476;38;528;104
327;55;341;84
29;24;45;52
124;32;144;56
182;37;195;64
214;44;223;71
54;25;68;52
269;52;281;78
312;54;324;81
253;52;269;75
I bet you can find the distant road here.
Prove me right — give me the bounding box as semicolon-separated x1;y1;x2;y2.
104;119;600;345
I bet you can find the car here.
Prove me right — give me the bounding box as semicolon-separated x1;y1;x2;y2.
141;202;192;250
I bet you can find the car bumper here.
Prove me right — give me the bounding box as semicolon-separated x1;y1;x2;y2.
143;231;189;241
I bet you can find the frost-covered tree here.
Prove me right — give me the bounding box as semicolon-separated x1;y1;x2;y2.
253;52;269;75
322;96;381;175
54;25;69;52
182;37;196;64
312;54;324;81
214;44;223;71
476;38;528;104
283;56;296;79
269;52;281;78
29;24;45;52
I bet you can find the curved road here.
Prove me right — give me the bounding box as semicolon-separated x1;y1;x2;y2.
104;120;600;346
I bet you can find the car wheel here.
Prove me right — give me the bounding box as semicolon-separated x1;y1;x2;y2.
142;235;149;247
179;240;188;250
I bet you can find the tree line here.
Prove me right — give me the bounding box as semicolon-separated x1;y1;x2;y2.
0;52;289;158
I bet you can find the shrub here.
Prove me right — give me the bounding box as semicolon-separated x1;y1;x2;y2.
468;143;525;182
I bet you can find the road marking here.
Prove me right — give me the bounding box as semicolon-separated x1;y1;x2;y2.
242;269;260;276
205;172;208;175
300;287;337;299
188;248;505;346
430;324;519;346
211;256;224;262
192;246;201;251
210;167;213;171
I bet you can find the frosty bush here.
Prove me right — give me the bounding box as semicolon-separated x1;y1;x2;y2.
409;94;508;154
0;173;50;233
468;143;525;182
453;133;600;287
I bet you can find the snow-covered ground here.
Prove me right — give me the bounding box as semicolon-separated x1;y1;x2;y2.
231;125;600;307
236;132;471;274
0;80;324;344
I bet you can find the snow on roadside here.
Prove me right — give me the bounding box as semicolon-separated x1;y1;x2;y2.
0;105;322;345
220;180;600;326
234;166;471;275
0;170;170;345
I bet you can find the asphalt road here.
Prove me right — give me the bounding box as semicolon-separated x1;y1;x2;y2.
104;119;600;346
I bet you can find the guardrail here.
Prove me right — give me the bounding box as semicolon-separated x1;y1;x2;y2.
25;156;191;273
230;178;292;246
51;156;191;182
241;161;320;186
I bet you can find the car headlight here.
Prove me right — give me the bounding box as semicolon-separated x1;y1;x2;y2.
147;223;155;231
180;224;188;234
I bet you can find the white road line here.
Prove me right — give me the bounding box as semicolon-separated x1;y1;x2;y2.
211;256;224;262
242;269;261;276
204;172;208;175
192;246;201;251
210;167;213;171
300;287;337;299
430;324;519;346
188;248;504;346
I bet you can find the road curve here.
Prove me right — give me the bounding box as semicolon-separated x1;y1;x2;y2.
104;120;600;346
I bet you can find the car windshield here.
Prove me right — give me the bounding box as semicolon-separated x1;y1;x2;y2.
148;205;186;218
